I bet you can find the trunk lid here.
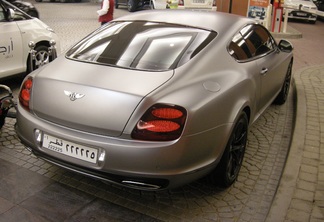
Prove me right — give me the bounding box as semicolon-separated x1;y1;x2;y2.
31;58;173;137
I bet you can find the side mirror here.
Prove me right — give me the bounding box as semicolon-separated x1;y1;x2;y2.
278;39;293;53
8;8;15;21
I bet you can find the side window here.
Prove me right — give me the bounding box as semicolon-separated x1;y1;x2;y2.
228;24;275;61
245;25;274;56
228;32;252;60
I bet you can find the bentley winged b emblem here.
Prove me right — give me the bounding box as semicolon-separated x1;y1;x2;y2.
64;90;85;101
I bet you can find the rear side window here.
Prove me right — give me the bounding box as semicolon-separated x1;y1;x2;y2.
228;24;275;61
66;21;217;71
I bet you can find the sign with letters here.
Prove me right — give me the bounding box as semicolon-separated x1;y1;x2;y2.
247;0;270;22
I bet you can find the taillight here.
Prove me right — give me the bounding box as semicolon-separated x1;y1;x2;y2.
178;0;184;6
131;104;187;141
19;77;33;110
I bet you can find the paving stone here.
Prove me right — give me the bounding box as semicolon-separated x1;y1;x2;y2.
290;198;313;213
311;205;324;220
286;209;310;222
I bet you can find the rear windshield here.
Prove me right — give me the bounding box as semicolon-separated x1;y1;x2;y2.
66;21;217;71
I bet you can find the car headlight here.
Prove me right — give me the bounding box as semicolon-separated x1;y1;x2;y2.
46;27;55;33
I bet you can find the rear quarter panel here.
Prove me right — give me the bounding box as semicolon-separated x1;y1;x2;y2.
124;39;259;138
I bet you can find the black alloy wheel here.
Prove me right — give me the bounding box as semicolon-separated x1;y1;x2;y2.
274;60;293;105
209;112;248;188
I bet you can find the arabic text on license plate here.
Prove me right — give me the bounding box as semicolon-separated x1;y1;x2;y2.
43;134;98;163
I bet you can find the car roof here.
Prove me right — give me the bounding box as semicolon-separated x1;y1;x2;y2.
113;10;256;33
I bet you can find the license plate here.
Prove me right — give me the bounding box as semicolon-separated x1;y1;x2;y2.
192;0;205;3
42;134;98;163
297;12;307;16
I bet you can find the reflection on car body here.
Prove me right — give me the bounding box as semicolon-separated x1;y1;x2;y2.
16;10;293;191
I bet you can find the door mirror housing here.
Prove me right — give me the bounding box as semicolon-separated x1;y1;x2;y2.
7;8;15;21
278;39;293;53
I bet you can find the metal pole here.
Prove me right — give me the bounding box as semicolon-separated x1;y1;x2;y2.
229;0;233;13
283;8;289;33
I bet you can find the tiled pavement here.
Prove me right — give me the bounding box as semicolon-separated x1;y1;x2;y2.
267;21;324;221
0;2;323;221
267;64;324;222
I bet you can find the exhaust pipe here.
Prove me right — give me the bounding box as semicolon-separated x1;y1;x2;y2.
121;180;162;190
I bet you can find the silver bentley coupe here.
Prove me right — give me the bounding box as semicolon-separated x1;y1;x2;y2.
16;10;293;190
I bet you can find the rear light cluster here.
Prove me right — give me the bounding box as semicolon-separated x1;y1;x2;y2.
19;77;33;110
131;104;187;141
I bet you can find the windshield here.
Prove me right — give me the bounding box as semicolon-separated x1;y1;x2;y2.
66;21;217;71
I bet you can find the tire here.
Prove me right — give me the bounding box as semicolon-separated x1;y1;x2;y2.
127;0;137;12
209;112;248;188
274;60;293;105
27;45;51;74
35;0;42;2
0;98;10;130
0;110;7;130
0;116;5;130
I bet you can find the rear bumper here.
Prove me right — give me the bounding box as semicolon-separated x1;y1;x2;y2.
15;104;231;190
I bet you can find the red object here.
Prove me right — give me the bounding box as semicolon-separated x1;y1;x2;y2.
98;0;114;23
271;0;283;32
131;104;187;141
19;77;33;110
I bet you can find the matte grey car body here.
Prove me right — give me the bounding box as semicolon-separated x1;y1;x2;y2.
16;10;293;190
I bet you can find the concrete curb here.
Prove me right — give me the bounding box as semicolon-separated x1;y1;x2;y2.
271;25;303;39
266;66;307;221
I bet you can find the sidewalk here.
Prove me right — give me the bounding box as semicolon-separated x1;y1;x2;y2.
267;65;324;221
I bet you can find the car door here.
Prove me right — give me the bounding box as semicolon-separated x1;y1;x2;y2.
246;25;285;111
0;6;24;79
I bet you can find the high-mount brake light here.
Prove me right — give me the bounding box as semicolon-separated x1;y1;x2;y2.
19;77;33;110
131;104;187;141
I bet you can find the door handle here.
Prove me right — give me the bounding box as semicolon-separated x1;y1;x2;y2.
260;68;268;75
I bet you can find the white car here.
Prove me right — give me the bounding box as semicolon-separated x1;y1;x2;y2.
0;0;60;79
284;0;318;24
